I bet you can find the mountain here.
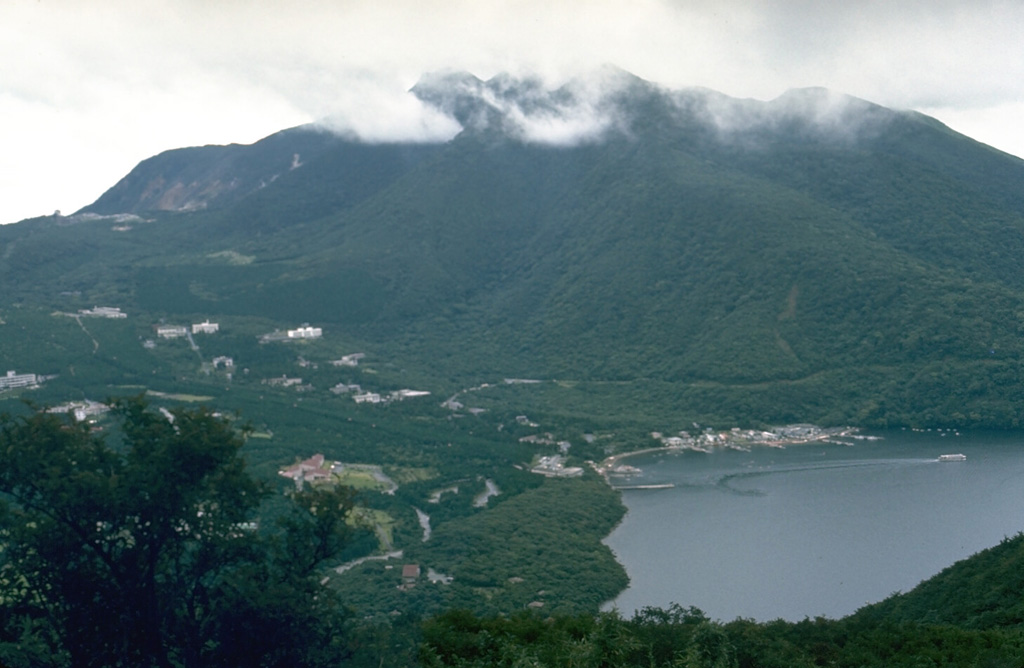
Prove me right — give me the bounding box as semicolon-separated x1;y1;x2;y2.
7;69;1024;428
82;125;440;217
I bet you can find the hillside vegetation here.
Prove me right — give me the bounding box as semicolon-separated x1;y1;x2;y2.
4;69;1024;666
5;71;1024;429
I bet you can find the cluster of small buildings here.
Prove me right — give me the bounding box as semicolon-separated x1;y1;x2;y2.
211;356;233;369
651;431;706;450
770;424;827;440
530;455;584;478
263;375;307;389
352;389;431;405
260;324;323;343
650;424;849;451
279;453;333;486
515;415;539;427
46;399;109;422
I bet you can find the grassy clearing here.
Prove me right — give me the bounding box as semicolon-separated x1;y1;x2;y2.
386;466;438;484
333;465;391;491
349;508;395;549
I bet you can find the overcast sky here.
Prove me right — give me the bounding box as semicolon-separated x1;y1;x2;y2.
3;0;1024;224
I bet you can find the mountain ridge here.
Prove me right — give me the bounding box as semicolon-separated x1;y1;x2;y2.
8;69;1024;428
82;72;952;218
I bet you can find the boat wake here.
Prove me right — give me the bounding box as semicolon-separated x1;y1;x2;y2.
713;458;938;496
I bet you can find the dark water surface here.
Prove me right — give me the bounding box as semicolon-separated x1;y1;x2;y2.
603;430;1024;621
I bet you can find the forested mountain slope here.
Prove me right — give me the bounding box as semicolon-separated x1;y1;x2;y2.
6;69;1024;427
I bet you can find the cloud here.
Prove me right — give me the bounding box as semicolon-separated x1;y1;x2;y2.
314;76;461;143
2;0;1024;223
507;68;642;145
919;101;1024;158
404;68;638;146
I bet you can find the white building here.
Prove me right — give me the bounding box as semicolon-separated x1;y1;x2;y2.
48;400;109;422
263;375;303;387
192;321;219;334
530;455;584;478
391;389;431;400
211;356;234;369
0;370;39;390
287;325;322;339
352;392;382;404
156;325;188;338
79;306;127;318
331;353;365;366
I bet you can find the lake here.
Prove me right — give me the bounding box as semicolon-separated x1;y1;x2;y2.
602;429;1024;621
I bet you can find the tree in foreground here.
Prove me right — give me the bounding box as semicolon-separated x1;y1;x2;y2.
0;397;353;668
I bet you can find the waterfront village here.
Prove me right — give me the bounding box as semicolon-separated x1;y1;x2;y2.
596;424;862;480
5;307;868;595
273;421;860;593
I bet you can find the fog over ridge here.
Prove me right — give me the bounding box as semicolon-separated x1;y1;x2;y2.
313;67;907;148
6;0;1023;225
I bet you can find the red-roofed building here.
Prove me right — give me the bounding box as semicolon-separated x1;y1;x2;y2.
278;454;330;486
401;564;420;586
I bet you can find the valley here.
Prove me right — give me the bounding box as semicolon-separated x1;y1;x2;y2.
5;69;1024;664
0;296;864;620
0;301;634;618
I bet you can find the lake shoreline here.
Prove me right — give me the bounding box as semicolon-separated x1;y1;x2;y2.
593;425;860;484
601;429;1024;621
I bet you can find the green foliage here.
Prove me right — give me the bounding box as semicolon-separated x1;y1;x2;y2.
332;474;627;620
419;605;1024;668
0;398;354;668
417;527;1024;666
856;532;1024;629
7;88;1024;427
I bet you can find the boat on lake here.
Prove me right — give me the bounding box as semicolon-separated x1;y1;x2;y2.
938;453;967;462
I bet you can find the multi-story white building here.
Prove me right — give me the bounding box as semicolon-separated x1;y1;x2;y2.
287;325;322;339
192;320;219;334
0;370;39;390
263;375;303;387
156;325;188;338
79;306;127;318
